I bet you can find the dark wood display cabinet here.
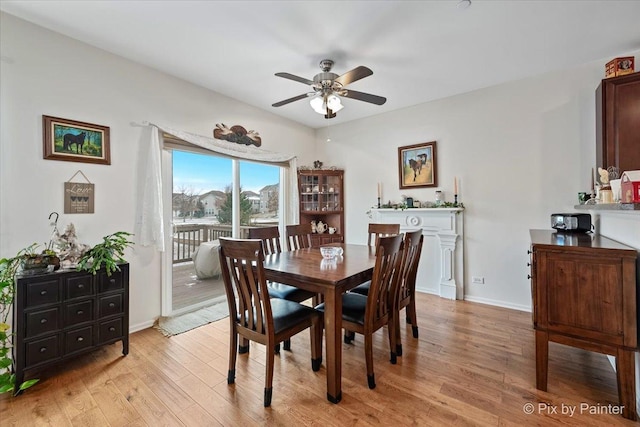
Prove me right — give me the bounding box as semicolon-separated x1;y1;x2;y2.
13;264;129;389
529;230;638;420
298;169;344;247
596;71;640;174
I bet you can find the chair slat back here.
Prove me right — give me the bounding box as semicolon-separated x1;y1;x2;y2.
366;234;404;326
367;223;400;247
396;230;423;306
286;224;312;250
219;238;273;335
248;226;282;255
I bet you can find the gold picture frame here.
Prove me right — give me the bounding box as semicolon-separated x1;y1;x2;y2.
398;141;437;189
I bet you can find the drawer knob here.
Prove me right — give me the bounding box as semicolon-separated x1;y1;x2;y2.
77;337;84;342
40;290;47;296
527;250;532;255
527;274;532;279
77;310;84;315
109;303;116;308
40;318;47;324
527;262;531;267
78;284;85;289
40;347;47;353
109;327;116;332
109;279;116;284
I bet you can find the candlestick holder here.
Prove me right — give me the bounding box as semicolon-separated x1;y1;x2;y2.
377;197;381;208
454;194;458;206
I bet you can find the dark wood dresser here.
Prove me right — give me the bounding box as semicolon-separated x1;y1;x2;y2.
13;264;129;389
529;230;638;420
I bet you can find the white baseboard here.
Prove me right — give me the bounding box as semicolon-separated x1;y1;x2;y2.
415;289;531;312
130;320;155;333
460;295;531;312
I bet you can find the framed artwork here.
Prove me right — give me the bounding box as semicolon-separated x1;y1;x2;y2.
398;141;437;189
43;115;111;165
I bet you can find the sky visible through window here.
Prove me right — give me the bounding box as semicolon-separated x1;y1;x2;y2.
173;151;279;194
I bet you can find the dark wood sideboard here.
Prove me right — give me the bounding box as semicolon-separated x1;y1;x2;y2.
529;230;638;420
13;264;129;389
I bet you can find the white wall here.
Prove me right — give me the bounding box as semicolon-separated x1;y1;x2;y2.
0;13;317;330
316;52;640;310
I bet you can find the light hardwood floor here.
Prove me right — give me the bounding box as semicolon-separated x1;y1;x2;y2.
1;293;636;426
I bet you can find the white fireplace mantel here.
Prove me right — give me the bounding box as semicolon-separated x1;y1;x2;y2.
370;208;464;300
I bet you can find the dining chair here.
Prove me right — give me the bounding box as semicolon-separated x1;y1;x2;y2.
286;223;312;250
316;233;404;389
248;226;316;351
218;237;323;407
347;223;401;300
391;229;423;357
367;223;401;248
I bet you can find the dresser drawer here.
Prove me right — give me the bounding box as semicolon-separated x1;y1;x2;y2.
98;318;123;344
64;300;93;326
64;326;94;355
98;271;124;293
25;279;60;307
25;307;60;338
98;294;123;317
65;275;93;299
25;335;60;367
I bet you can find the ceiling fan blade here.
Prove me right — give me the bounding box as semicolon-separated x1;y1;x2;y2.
275;72;314;86
272;93;311;107
334;66;373;86
342;89;387;105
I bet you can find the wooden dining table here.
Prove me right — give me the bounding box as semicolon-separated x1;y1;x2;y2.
262;243;376;403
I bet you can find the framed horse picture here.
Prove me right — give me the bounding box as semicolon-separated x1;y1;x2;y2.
43;115;111;165
398;141;437;189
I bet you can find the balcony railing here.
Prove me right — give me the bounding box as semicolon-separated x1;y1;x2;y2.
172;223;276;263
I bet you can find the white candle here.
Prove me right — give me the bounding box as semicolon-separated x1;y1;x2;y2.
454;176;458;194
377;182;381;198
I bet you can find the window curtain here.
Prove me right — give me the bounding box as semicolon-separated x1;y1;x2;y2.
135;123;298;251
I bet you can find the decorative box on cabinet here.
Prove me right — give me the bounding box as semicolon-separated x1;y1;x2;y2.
13;264;129;389
297;169;344;247
529;230;638;420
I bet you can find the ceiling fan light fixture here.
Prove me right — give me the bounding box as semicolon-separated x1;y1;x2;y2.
310;94;343;116
310;96;326;114
326;94;343;112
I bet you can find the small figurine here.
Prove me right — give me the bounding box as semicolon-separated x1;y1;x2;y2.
313;160;323;169
598;167;610;185
53;223;91;268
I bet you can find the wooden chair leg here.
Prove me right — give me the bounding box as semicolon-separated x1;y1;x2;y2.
364;332;376;389
408;297;418;338
228;328;238;384
344;330;355;344
283;339;291;351
388;318;397;364
310;316;323;371
265;340;276;407
394;310;402;358
239;336;250;354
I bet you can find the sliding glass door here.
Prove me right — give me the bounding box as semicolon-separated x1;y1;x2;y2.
163;149;281;315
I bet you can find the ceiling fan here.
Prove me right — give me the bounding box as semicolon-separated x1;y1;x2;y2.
272;59;387;119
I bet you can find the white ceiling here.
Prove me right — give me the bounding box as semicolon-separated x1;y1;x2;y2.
2;1;640;129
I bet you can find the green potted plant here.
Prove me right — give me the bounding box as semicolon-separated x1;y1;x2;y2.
0;245;41;395
77;231;134;276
